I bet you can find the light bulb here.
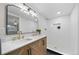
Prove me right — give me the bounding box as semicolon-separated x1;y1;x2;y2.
14;22;17;25
29;10;37;17
7;25;11;27
57;11;61;14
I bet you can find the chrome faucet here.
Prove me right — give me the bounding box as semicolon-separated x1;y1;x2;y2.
12;31;24;41
12;31;24;40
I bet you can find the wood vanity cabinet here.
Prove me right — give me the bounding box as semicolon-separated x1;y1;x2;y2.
6;45;31;55
5;37;47;55
30;37;47;55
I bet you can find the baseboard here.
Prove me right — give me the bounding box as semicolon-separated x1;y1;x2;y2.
47;49;63;55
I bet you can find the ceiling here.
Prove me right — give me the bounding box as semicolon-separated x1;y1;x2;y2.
27;3;75;20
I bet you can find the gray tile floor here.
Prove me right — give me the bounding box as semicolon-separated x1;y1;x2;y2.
47;49;62;55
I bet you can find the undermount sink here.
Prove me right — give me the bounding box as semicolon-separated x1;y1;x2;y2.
24;37;33;41
11;36;34;42
25;38;32;40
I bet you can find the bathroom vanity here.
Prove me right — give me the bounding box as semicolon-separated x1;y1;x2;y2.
1;4;47;55
2;35;47;55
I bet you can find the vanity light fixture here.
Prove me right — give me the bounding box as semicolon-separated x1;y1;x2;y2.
14;3;29;15
29;10;34;15
14;3;28;10
14;3;38;17
33;13;37;17
21;6;28;11
24;10;30;15
20;9;30;15
29;9;37;17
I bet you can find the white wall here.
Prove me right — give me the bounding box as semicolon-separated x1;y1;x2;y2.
70;4;79;54
0;4;7;42
78;4;79;54
19;17;37;33
47;16;73;54
0;3;7;35
47;4;79;55
38;15;47;35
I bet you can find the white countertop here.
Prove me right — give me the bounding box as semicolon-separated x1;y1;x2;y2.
1;35;46;54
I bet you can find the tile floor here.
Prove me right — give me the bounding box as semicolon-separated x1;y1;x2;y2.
47;49;62;55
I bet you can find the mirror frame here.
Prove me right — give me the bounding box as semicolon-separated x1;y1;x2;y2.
6;5;20;35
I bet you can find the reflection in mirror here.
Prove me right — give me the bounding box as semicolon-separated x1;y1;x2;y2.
6;4;38;35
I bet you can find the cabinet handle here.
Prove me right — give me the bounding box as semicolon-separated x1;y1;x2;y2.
27;49;29;55
42;40;45;46
29;48;32;55
27;48;32;55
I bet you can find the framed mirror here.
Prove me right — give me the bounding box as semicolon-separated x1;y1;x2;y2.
6;4;38;35
6;5;20;35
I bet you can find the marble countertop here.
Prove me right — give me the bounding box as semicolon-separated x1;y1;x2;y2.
1;35;46;54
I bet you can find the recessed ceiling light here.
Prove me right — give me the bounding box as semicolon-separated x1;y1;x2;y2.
57;11;61;14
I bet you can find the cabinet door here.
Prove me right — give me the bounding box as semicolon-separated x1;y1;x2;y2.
17;46;30;55
6;45;30;55
30;37;47;55
30;40;40;55
39;37;47;55
6;48;22;55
